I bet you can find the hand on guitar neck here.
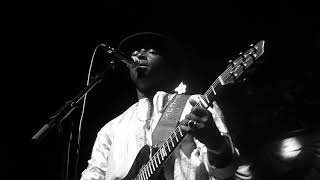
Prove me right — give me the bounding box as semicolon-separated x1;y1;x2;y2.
180;99;224;147
180;98;233;167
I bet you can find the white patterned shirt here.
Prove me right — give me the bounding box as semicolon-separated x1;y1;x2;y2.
80;91;238;180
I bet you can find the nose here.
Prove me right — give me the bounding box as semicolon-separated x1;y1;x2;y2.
136;49;147;60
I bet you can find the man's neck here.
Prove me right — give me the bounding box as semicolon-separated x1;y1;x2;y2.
136;89;156;117
136;89;156;102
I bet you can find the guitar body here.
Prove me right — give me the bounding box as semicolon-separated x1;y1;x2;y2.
123;145;165;180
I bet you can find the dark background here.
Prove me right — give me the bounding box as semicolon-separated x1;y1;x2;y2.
4;1;319;180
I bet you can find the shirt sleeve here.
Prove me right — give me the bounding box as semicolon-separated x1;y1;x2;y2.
188;95;239;179
199;136;239;180
80;124;113;180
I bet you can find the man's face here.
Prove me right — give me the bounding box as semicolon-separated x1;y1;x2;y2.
129;48;172;93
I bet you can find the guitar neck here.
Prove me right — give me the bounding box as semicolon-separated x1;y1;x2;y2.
135;125;187;180
202;42;262;105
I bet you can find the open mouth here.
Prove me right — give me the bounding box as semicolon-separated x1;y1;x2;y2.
138;65;148;68
138;60;149;67
136;66;148;73
134;60;149;71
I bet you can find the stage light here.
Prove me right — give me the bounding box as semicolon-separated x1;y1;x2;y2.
279;137;302;159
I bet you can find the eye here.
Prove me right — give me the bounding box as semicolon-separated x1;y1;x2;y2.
148;49;160;55
132;51;139;56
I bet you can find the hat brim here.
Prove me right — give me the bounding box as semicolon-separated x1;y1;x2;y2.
117;32;180;55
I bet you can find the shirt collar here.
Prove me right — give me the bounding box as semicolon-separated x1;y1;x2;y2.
137;91;171;119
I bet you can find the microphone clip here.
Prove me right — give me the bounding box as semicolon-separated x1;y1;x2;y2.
99;44;139;69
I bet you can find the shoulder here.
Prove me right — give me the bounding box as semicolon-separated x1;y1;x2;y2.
98;101;139;135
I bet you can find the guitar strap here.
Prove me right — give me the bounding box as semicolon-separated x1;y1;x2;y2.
152;94;190;147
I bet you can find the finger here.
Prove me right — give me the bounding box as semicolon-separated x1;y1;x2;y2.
189;121;205;131
181;119;199;132
180;118;190;126
185;113;199;121
186;111;210;125
191;106;210;117
180;124;191;132
189;98;198;107
180;119;191;132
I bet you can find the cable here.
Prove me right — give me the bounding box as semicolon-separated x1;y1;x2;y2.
71;44;101;180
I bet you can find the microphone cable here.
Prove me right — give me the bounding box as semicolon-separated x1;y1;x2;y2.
67;44;101;180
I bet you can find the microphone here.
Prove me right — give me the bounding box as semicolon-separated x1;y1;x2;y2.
99;44;140;69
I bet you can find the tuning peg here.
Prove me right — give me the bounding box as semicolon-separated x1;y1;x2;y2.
228;59;238;67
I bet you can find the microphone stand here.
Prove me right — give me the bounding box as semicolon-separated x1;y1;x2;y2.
31;60;117;180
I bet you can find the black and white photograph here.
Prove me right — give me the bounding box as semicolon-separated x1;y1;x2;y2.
5;1;319;180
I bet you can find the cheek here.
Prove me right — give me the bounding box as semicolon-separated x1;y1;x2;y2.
148;54;164;67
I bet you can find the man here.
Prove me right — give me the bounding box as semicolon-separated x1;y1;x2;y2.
80;32;238;180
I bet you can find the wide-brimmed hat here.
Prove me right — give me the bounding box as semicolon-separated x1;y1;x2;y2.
117;32;183;57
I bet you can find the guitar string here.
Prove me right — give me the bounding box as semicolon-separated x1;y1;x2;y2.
203;46;258;101
139;126;185;179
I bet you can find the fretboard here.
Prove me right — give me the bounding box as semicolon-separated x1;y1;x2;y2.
134;124;187;180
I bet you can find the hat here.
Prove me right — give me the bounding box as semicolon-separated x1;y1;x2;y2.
117;32;182;56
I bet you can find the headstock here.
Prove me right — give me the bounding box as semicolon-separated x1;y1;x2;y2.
220;40;265;85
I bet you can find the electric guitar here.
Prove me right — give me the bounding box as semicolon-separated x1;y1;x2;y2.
122;40;265;180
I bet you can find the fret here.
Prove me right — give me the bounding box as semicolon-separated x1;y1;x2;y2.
158;149;163;160
218;75;225;85
210;84;217;95
151;158;155;171
166;140;171;152
209;83;217;100
156;152;161;164
178;126;183;137
144;168;148;180
150;163;154;174
161;146;167;157
142;169;146;180
173;130;179;142
204;92;210;103
175;128;182;140
141;173;144;180
169;136;175;147
157;151;163;160
153;156;158;168
138;172;142;180
146;165;150;178
160;148;165;160
162;146;167;157
203;93;210;105
140;171;144;180
148;162;153;175
199;95;208;108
